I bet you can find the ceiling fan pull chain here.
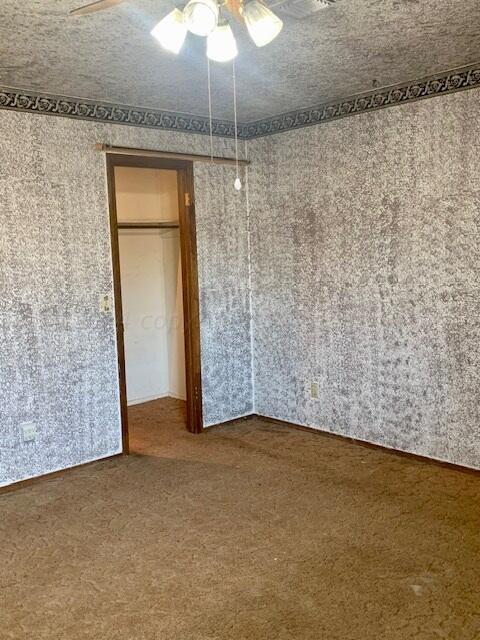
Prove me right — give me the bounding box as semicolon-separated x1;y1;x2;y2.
233;58;241;191
207;56;214;163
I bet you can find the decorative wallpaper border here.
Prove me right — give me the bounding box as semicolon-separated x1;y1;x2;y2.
1;64;480;139
0;88;249;139
245;64;480;138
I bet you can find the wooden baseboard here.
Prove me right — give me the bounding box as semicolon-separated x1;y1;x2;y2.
3;413;478;495
254;414;480;477
205;413;254;430
0;453;124;495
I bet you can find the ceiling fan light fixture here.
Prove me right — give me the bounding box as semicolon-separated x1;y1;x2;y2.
183;0;219;37
242;0;283;47
207;22;238;62
150;9;187;54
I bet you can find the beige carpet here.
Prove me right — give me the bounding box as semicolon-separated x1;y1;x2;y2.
1;398;479;639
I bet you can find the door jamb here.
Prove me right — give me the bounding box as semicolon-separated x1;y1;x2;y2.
106;153;204;452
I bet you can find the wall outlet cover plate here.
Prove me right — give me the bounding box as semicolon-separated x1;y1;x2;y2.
21;421;37;443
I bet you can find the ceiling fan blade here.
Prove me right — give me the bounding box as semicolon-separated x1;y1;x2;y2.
225;0;244;22
70;0;125;16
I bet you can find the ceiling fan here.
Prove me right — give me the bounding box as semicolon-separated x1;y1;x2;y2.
71;0;284;62
71;0;336;61
70;0;125;15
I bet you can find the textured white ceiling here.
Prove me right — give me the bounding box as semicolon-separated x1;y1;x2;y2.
0;0;479;121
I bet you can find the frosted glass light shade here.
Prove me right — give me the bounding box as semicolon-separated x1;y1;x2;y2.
183;0;219;36
207;23;238;62
150;9;187;54
242;0;283;47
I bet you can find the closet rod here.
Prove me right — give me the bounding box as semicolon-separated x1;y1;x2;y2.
95;143;250;166
117;222;179;229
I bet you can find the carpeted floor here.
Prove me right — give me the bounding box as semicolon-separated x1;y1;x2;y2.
1;397;480;640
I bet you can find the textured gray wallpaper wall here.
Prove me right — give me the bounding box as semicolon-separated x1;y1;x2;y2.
248;90;480;469
195;162;253;425
0;111;252;486
2;86;478;487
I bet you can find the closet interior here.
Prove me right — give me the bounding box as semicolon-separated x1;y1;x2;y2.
114;166;186;410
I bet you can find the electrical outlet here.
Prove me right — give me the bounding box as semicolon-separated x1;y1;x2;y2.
99;293;113;313
21;422;37;443
310;381;319;399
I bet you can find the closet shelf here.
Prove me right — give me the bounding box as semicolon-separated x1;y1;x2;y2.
117;221;179;229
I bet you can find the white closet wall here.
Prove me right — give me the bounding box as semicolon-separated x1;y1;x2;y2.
114;167;179;221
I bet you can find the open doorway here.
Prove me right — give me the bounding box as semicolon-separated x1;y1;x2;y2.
106;154;203;454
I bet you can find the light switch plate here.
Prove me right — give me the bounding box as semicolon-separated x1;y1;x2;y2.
310;381;319;399
99;293;113;313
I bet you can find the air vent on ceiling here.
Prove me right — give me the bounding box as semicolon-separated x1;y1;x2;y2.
274;0;336;19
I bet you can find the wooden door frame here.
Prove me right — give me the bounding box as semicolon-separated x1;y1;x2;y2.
106;153;203;453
